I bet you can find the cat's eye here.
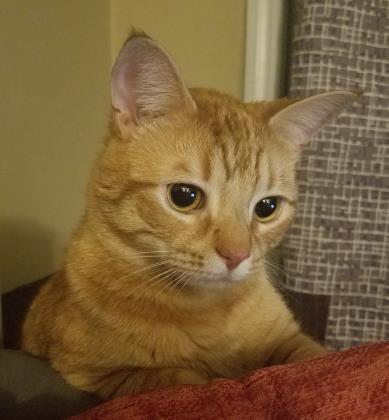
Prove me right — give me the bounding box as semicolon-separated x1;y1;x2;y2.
167;183;203;212
255;196;280;221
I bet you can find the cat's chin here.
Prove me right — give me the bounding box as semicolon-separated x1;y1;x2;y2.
186;269;250;290
179;259;252;289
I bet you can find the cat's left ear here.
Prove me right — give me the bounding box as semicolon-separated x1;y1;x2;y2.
269;91;358;146
111;32;196;139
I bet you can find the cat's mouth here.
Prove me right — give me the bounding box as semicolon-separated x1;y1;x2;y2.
166;259;250;289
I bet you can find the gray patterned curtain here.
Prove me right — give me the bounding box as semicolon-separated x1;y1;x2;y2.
282;0;389;349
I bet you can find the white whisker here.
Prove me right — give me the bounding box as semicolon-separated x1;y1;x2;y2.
114;260;170;284
173;265;203;298
125;267;177;299
257;258;298;303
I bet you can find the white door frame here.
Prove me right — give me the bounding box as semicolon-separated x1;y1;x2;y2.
244;0;286;101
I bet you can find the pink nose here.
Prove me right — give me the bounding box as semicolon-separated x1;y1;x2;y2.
216;247;251;270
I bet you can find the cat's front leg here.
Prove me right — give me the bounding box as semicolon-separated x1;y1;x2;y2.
67;366;210;399
268;330;328;365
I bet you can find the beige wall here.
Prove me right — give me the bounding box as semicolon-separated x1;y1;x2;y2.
111;0;246;99
1;1;246;293
0;1;111;292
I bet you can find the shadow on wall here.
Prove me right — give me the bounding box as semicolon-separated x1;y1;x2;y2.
0;218;55;293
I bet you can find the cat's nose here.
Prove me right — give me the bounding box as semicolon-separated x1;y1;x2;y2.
216;247;251;270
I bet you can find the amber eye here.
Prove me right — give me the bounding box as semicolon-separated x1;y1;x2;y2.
255;197;280;221
167;183;203;212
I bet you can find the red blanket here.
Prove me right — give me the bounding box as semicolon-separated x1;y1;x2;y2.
73;342;389;419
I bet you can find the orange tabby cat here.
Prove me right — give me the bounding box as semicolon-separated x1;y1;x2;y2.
22;33;356;399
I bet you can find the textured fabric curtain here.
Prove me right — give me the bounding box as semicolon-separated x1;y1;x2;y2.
283;0;389;350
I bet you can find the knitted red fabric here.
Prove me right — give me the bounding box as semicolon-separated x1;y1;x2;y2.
72;342;389;420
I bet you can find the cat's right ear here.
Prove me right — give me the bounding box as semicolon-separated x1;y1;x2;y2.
110;33;196;139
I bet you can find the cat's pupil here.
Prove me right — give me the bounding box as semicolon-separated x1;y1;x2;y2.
170;184;197;208
255;197;278;219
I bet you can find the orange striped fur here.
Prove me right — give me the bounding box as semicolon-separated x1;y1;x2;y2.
22;33;356;399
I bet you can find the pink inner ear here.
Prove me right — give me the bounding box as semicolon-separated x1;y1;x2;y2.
282;110;326;144
110;35;196;137
111;62;137;120
269;91;357;146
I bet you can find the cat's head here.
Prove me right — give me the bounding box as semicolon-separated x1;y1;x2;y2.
88;33;356;289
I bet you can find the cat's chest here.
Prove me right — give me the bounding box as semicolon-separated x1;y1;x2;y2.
149;293;278;377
